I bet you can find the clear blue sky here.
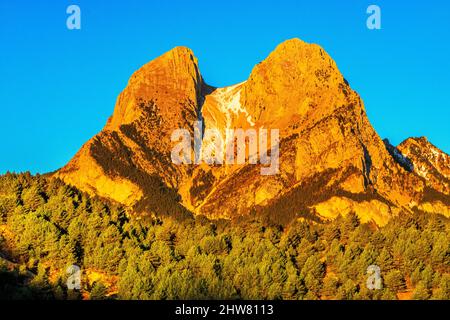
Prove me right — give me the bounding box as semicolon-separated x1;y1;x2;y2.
0;0;449;174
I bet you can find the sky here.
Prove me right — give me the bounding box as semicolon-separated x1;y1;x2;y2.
0;0;449;174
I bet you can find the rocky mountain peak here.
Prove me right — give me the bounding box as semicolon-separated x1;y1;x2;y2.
398;137;450;195
240;38;359;131
55;39;450;225
106;46;203;131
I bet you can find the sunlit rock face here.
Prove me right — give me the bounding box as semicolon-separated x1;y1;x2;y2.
55;39;449;225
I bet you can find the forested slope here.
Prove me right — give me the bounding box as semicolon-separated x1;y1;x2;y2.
0;173;448;300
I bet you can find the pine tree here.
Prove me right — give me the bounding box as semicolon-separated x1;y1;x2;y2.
336;279;358;300
90;281;108;300
376;248;394;273
30;264;54;299
324;224;341;243
321;276;340;298
410;265;423;287
342;212;360;234
430;233;449;268
301;254;325;280
380;288;397;300
358;243;377;270
432;274;450;300
420;265;435;289
22;184;45;212
384;270;406;292
415;235;433;262
412;281;431;300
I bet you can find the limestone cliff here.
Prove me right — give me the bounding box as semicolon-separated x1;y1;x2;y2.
55;39;450;225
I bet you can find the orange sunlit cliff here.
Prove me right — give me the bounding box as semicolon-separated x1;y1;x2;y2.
55;38;450;226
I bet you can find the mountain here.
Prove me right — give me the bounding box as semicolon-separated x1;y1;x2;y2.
54;38;450;226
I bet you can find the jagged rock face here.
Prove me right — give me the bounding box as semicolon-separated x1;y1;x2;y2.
55;47;203;217
106;47;203;131
55;39;450;225
398;137;449;194
197;39;427;224
396;137;450;217
242;40;353;130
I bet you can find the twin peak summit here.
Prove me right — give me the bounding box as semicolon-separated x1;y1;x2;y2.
55;38;450;225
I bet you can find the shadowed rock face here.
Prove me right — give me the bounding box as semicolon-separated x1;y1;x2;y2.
55;38;450;225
